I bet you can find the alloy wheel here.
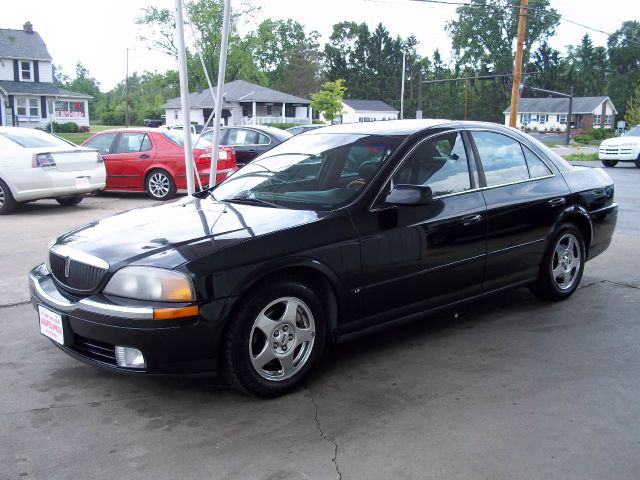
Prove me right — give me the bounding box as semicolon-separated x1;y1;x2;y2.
248;296;316;381
551;233;582;291
148;172;171;199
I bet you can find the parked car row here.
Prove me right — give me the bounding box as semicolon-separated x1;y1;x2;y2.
82;128;237;200
30;120;617;397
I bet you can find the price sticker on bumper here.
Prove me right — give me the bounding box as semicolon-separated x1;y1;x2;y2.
39;305;64;345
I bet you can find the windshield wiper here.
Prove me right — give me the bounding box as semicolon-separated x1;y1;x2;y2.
192;185;216;199
225;197;284;209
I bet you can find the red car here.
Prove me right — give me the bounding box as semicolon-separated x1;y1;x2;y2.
82;128;237;200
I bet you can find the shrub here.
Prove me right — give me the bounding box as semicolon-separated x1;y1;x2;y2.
79;125;90;133
265;122;299;130
42;121;81;133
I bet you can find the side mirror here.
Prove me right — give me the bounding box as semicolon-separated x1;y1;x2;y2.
385;184;433;206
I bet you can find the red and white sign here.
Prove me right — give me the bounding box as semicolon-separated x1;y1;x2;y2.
38;305;64;345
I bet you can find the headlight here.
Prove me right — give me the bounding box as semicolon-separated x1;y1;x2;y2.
104;266;195;302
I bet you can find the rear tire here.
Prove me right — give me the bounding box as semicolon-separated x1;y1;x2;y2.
0;178;17;215
146;169;176;200
601;160;618;167
222;278;327;397
56;195;83;207
635;154;640;168
531;223;585;301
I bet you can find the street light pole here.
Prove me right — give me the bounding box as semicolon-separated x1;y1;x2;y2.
125;47;129;128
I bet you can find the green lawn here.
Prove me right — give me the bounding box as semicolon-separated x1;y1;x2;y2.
561;153;599;161
57;125;123;145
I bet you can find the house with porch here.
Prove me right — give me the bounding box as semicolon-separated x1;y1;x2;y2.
503;96;618;133
0;22;91;128
162;80;312;127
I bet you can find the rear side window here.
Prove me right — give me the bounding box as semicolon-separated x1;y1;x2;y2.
523;146;552;178
471;131;529;186
84;133;118;154
113;133;152;153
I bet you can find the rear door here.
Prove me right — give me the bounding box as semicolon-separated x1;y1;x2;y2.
225;128;271;166
468;130;571;291
104;132;156;189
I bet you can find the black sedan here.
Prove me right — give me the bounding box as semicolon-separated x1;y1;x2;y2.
204;125;293;167
30;120;617;397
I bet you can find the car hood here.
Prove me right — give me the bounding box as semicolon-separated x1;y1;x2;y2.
600;136;640;147
54;196;322;269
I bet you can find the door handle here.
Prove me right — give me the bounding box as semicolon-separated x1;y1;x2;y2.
462;214;482;226
548;197;566;207
139;154;150;159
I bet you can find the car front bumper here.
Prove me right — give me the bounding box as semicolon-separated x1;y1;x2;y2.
29;263;223;374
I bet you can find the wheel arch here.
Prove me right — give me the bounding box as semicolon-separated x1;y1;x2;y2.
552;205;593;254
219;259;343;346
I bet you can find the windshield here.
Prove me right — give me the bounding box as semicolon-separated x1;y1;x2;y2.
163;130;213;148
624;126;640;137
212;133;405;210
0;129;75;148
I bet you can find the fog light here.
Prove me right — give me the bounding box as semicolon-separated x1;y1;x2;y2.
115;346;146;369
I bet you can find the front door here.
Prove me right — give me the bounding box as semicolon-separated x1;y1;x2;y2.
105;132;156;189
353;131;487;328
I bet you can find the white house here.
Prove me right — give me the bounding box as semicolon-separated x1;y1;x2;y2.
503;96;618;134
162;80;312;127
0;22;91;128
339;99;398;124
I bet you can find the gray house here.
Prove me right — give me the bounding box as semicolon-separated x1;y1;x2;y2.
503;96;618;133
162;79;312;127
0;22;91;128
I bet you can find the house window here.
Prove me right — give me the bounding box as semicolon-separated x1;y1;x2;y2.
558;114;567;124
594;114;602;126
20;61;33;81
539;114;548;123
266;104;273;115
174;110;178;120
605;115;612;126
55;100;85;118
16;97;39;118
520;114;530;124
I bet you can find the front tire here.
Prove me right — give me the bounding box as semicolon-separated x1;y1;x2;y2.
531;223;585;301
56;195;83;207
0;178;17;215
222;278;327;397
146;169;176;200
601;160;618;167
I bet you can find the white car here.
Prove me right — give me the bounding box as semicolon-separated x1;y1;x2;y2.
0;127;106;214
598;125;640;168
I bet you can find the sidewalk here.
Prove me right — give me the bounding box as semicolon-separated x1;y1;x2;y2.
548;144;598;156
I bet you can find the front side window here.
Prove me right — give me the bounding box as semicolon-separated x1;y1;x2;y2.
84;133;118;154
390;131;471;197
20;61;32;81
213;133;404;210
471;131;529;186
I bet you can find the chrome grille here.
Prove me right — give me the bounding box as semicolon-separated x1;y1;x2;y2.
50;251;107;293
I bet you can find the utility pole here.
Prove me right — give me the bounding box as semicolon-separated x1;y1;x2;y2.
400;50;406;120
509;0;528;128
464;77;469;120
417;69;423;119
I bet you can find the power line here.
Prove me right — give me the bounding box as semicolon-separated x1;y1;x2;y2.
406;0;640;48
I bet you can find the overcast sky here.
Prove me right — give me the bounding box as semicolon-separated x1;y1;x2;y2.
3;0;635;91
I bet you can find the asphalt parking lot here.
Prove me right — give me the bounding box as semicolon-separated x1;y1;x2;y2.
1;165;639;480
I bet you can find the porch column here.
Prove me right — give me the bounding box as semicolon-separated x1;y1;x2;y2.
308;106;312;123
252;101;256;124
282;103;285;123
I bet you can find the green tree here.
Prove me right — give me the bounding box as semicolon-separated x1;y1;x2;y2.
311;79;346;122
626;84;640;126
607;21;640;119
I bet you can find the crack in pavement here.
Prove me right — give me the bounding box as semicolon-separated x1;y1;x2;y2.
308;388;342;480
579;279;640;291
0;300;31;309
0;394;159;417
